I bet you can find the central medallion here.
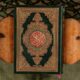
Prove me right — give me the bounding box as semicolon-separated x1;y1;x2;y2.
22;13;52;56
30;31;46;48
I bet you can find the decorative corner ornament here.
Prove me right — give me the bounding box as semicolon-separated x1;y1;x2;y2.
14;6;63;74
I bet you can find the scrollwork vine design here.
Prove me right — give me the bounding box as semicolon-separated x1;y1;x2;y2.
0;0;80;20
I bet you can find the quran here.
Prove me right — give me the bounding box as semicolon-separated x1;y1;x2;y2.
14;6;63;74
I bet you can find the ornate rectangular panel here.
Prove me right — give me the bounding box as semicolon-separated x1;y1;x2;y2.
14;6;63;74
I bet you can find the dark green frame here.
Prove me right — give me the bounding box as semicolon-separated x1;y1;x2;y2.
14;6;63;74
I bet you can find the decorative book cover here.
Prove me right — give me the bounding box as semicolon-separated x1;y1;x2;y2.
14;6;63;74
